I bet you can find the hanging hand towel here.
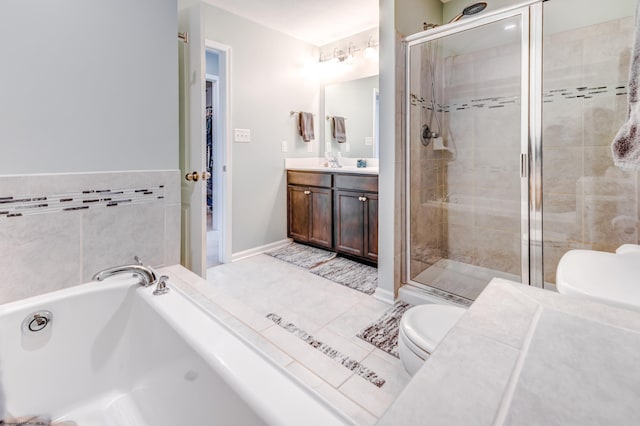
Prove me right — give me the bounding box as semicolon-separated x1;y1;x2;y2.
332;116;347;143
298;112;315;142
612;1;640;170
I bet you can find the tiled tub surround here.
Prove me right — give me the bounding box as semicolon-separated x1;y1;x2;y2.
0;170;180;304
380;278;640;426
543;15;639;284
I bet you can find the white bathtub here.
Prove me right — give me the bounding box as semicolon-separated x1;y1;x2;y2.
0;274;351;425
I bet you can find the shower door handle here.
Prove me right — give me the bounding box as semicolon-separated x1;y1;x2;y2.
520;153;528;178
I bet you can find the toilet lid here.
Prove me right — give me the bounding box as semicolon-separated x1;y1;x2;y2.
556;249;640;312
400;304;466;353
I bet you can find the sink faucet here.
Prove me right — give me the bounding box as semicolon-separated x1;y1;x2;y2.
326;153;342;168
92;256;158;287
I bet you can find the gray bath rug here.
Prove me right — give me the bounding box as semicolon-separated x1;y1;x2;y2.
309;257;378;295
266;313;386;388
357;301;413;358
266;243;336;269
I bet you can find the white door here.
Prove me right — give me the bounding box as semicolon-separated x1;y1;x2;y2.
178;7;206;277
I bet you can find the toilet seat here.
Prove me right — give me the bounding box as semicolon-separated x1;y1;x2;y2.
556;245;640;312
398;304;466;375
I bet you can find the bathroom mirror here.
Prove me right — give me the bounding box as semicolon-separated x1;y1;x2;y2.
323;75;379;158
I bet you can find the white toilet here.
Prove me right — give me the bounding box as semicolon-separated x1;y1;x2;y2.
398;304;466;375
556;244;640;312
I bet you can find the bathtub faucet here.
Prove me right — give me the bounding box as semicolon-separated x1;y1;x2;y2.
92;257;158;287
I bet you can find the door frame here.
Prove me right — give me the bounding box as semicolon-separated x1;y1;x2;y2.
403;0;545;296
205;40;232;265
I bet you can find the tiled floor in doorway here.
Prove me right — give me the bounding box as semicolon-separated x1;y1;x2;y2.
162;254;412;425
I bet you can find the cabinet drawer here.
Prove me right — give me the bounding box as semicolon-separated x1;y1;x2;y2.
334;174;378;192
287;171;332;188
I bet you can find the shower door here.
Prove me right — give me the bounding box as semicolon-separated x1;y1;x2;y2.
406;5;540;302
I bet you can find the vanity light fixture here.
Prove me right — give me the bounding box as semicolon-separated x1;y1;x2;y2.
318;37;378;65
363;36;378;60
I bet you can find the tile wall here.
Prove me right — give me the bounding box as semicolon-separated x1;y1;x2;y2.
0;170;181;304
409;15;638;291
543;16;639;283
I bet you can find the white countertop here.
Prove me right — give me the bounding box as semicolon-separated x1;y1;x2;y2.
379;279;640;426
285;157;379;175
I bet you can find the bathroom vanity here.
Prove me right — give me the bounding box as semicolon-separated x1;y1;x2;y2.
286;165;378;263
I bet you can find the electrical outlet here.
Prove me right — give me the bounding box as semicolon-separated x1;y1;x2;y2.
281;141;288;152
234;128;251;142
365;137;373;146
345;143;350;153
307;142;313;153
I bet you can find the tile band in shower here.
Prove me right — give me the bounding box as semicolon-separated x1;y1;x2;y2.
0;185;165;219
266;313;386;388
410;82;628;112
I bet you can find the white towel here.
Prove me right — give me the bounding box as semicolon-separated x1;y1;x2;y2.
612;1;640;170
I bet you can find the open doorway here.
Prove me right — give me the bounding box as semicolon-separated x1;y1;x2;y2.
205;45;231;270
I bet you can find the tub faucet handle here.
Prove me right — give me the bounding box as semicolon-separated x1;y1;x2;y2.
153;275;170;296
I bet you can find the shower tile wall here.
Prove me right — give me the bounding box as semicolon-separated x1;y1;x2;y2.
410;33;523;293
543;16;639;284
0;170;181;304
443;40;522;277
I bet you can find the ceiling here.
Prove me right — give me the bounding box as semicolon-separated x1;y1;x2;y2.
202;0;379;46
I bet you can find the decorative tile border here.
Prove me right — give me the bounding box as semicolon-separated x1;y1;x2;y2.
410;83;628;112
266;313;386;388
0;185;165;218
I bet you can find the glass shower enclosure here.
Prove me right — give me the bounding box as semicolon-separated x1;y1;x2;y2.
406;0;639;304
405;1;542;303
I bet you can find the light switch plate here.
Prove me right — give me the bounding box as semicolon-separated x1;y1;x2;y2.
307;142;313;153
234;128;251;142
365;137;373;146
325;143;332;153
345;143;350;153
281;141;288;152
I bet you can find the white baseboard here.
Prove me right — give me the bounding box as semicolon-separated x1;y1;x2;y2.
373;287;395;305
231;238;292;262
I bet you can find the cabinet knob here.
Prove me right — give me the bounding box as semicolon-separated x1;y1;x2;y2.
304;190;311;195
359;196;367;202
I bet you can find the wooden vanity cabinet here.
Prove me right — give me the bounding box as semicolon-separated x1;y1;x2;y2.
287;171;333;249
287;170;378;263
333;175;378;262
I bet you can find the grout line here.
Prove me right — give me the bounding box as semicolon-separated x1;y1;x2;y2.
493;305;543;426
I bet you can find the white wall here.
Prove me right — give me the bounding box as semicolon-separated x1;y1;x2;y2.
0;0;178;174
200;3;320;253
396;0;444;37
206;50;220;75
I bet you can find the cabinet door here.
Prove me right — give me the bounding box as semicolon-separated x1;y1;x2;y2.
309;187;333;248
364;193;378;261
334;190;365;257
288;185;309;242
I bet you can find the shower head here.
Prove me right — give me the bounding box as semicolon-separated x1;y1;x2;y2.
449;2;488;23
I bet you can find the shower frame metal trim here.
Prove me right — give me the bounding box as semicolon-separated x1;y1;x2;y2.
404;0;545;296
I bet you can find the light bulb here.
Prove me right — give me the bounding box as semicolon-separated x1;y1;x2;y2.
364;46;377;59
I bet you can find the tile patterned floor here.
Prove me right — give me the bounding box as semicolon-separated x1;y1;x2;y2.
161;254;412;425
